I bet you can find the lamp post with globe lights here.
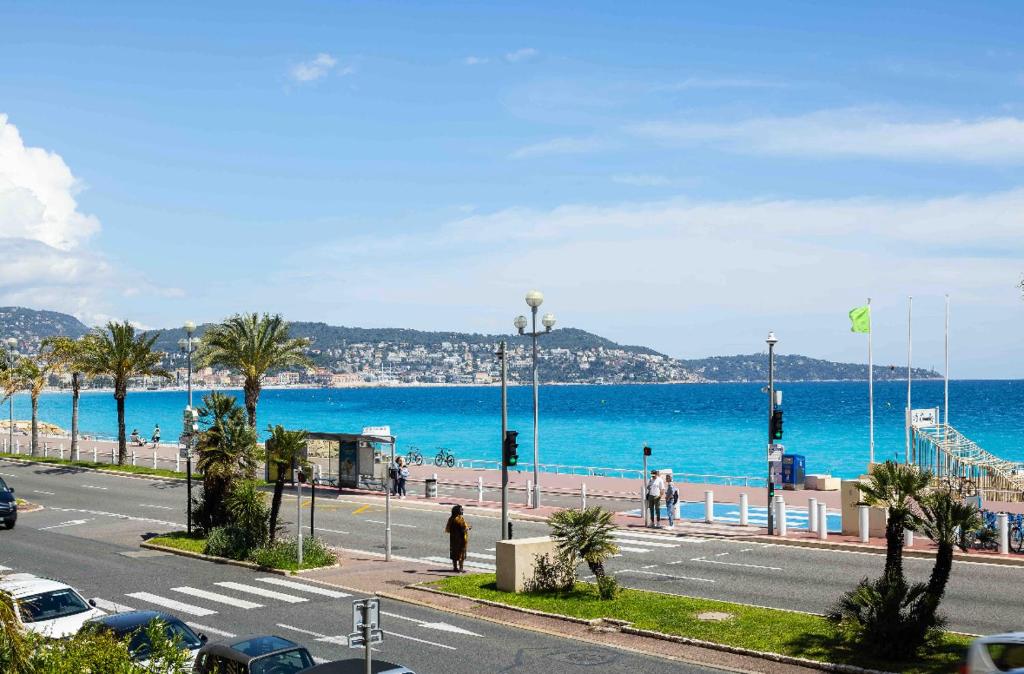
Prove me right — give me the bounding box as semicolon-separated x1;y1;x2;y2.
515;290;556;508
766;331;778;536
177;321;197;408
178;322;198;535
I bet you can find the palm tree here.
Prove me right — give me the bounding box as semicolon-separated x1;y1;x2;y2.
80;322;170;465
193;392;258;531
859;460;932;582
197;314;311;428
548;506;620;581
40;336;88;456
12;356;49;456
916;487;982;619
265;424;308;542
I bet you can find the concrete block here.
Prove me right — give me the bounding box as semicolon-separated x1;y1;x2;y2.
495;536;557;593
841;478;887;536
806;474;840;491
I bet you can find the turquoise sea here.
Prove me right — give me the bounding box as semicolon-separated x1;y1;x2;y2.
10;381;1024;479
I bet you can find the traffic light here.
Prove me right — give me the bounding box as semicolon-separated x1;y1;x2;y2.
770;410;784;440
503;430;519;467
643;445;652;457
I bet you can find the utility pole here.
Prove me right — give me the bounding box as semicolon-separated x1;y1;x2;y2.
498;341;509;540
766;332;778;536
296;457;303;567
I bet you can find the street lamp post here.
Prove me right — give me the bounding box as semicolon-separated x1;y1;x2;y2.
178;321;197;409
178;322;197;535
766;331;778;537
515;290;555;509
5;338;17;453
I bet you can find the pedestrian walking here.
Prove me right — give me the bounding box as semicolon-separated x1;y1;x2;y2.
664;474;679;529
150;424;161;447
397;457;409;499
388;458;400;495
444;504;471;572
646;470;664;528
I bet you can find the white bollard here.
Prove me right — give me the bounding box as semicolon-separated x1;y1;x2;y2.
477;476;484;504
93;446;98;462
704;490;714;523
59;444;65;460
132;451;137;466
15;440;20;454
175;454;180;473
526;480;533;507
858;505;870;543
776;496;787;536
904;528;914;547
581;482;587;509
808;497;818;532
153;451;158;469
817;502;828;540
739;493;749;526
110;448;115;464
43;443;48;458
998;513;1009;555
74;445;79;462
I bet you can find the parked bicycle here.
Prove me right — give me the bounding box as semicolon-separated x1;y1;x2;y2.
968;510;1024;553
434;447;455;468
405;446;424;466
1008;512;1024;554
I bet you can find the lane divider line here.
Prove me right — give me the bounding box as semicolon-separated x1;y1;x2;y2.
127;592;217;616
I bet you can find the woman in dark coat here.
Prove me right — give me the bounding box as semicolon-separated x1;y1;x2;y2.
444;504;471;572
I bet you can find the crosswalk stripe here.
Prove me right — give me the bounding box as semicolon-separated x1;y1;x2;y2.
127;592;217;616
256;578;350;598
0;565;11;571
421;556;496;571
614;531;694;542
172;587;264;609
92;598;135;613
617;546;650;553
214;582;307;603
187;622;235;639
466;552;494;560
615;538;678;548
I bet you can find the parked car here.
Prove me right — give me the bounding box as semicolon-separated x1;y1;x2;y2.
192;635;315;674
304;660;416;674
963;632;1024;673
85;609;206;666
0;476;16;529
0;573;106;638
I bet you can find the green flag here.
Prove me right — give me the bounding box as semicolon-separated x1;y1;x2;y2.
849;306;870;333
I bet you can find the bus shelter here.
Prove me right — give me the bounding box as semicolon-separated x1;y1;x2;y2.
267;430;396;491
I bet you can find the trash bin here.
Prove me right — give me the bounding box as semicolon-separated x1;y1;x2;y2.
425;477;438;499
781;454;806;490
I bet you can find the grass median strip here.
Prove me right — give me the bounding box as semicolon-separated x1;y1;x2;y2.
146;531;337;572
433;574;970;674
148;531;208;554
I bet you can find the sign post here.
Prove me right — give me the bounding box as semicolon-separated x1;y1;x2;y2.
348;598;383;674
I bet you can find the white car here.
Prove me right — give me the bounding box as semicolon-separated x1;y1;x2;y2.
964;632;1024;673
0;573;106;638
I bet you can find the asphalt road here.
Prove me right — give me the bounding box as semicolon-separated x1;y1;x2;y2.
3;458;1021;637
0;459;724;674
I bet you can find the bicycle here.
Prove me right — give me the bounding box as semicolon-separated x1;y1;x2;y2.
964;510;1000;551
434;447;455;468
1008;512;1024;554
942;473;978;499
405;446;424;466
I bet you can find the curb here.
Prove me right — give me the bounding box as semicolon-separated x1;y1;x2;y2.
411;584;895;674
1;455;187;484
139;541;341;576
743;534;1024;567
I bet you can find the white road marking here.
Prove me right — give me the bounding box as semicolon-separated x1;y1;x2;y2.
365;519;417;528
39;518;91;530
614;531;703;543
127;592;217;616
617;546;650;553
215;582;307;603
385;629;457;650
620;569;716;583
615;538;679;549
276;623;351;647
33;490;55;495
82;485;108;490
0;565;11;571
421;556;496;571
92;598;136;613
381;611;482;637
187;622;235;638
690;556;782;571
485;547;495;552
466;552;494;560
0;472;15;477
172;587;264;609
49;507;180;528
256;577;350;598
315;527;350;535
139;504;174;510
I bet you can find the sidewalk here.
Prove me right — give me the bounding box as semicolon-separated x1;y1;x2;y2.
304;548;823;674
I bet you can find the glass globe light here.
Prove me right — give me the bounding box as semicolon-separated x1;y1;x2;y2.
513;315;528;333
525;290;544;308
184;321;196;335
542;313;556;330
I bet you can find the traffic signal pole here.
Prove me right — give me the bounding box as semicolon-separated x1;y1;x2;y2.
498;341;509;540
767;337;776;536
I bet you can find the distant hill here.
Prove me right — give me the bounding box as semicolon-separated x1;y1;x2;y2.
0;307;90;352
681;353;941;382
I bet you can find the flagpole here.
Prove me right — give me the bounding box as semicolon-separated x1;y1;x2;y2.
905;296;912;465
944;294;949;428
868;298;874;467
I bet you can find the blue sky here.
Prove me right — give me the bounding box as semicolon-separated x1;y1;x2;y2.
1;1;1022;376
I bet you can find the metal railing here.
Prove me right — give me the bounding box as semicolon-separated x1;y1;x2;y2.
454;457;765;487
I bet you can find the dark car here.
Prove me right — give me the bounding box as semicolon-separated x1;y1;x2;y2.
85;610;206;665
0;476;16;529
304;660;415;674
193;635;316;674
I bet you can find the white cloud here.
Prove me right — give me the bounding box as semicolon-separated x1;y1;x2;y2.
463;56;489;66
290;53;346;83
611;174;698;188
505;48;538;63
651;77;786;92
509;136;609;159
630;109;1024;163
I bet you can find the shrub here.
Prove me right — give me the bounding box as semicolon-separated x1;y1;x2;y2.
828;575;941;660
204;526;252;561
225;479;269;549
523;553;576;593
251;536;335;570
596;574;620;601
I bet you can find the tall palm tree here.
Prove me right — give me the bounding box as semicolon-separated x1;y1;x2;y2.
80;322;170;465
916;487;982;618
11;356;49;456
265;424;308;542
859;460;932;582
40;336;88;456
548;506;620;581
193;392;258;531
197;314;311;429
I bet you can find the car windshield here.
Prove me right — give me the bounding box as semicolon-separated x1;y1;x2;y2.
125;619;203;659
18;589;91;623
250;648;315;674
987;642;1024;671
0;477;8;492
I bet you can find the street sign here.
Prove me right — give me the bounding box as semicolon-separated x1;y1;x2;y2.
769;460;783;485
910;408;939;429
767;444;784;462
352;597;380;630
347;629;383;648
